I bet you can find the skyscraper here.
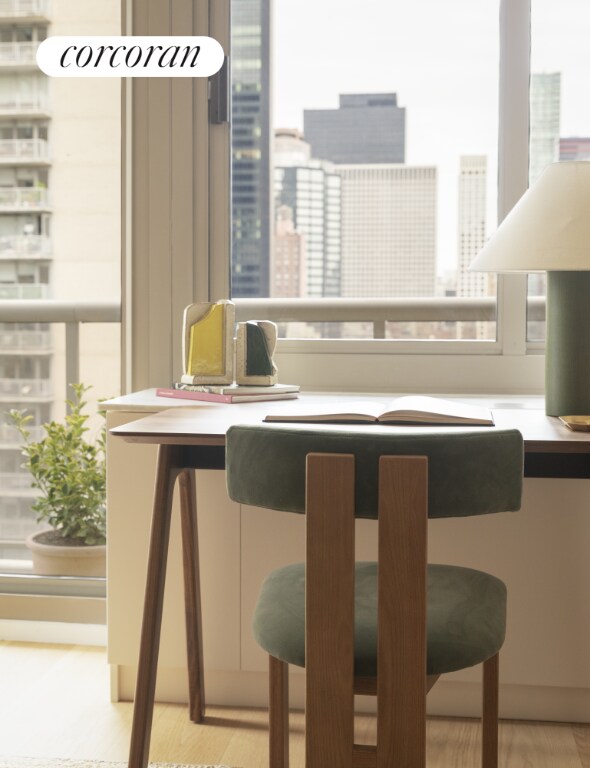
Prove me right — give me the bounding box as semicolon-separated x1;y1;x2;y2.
456;156;489;298
456;156;494;340
338;165;436;298
303;93;406;165
528;73;561;302
272;205;306;298
529;72;561;185
274;128;341;298
231;0;271;298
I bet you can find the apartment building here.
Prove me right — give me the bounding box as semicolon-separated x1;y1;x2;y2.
0;0;120;565
0;0;52;558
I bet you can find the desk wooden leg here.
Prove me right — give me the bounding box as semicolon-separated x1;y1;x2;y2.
128;445;181;768
179;468;205;723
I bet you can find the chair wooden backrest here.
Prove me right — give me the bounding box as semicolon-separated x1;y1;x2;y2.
305;451;428;766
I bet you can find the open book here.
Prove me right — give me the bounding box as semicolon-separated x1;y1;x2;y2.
264;395;494;426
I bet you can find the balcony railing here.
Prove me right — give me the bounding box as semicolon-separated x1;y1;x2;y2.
0;187;49;211
0;472;37;491
0;234;51;258
0;0;49;19
0;94;50;115
0;300;119;580
0;300;121;403
0;328;51;349
0;41;38;66
0;423;44;444
0;283;49;300
234;297;546;339
0;376;52;398
0;138;49;162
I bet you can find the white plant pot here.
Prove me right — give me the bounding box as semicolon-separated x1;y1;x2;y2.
26;532;106;577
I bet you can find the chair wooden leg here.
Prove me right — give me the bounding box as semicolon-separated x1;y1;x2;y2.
269;655;289;768
482;653;500;768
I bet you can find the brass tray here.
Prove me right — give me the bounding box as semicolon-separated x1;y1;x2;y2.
559;416;590;432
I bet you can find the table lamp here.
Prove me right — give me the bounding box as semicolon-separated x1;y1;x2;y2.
470;161;590;417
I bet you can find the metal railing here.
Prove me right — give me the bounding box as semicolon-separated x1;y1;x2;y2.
235;296;546;339
0;234;51;258
0;187;49;210
0;94;50;114
0;376;52;397
0;329;51;349
0;283;49;300
0;301;119;577
0;138;49;161
0;0;49;18
0;422;44;444
0;41;38;65
0;296;545;396
0;471;36;490
0;300;121;404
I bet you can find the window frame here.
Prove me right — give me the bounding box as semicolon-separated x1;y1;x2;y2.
223;0;536;394
125;0;540;396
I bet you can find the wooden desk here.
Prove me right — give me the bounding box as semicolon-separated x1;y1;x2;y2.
109;393;590;768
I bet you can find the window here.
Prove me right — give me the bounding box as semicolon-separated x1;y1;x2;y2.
0;1;121;586
231;0;501;342
128;1;588;395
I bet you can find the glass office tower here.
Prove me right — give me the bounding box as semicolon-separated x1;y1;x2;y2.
231;0;271;298
273;129;341;299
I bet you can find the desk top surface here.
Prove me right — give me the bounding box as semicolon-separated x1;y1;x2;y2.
107;390;590;454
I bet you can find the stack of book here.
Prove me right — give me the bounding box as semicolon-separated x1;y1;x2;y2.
156;382;300;404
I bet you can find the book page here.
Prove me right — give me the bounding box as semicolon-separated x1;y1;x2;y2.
264;399;384;423
380;396;494;425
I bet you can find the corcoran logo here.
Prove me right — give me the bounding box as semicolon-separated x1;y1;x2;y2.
37;36;224;77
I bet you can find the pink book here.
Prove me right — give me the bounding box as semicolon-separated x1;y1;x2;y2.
155;387;298;404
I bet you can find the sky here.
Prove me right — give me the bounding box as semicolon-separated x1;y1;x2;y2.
272;0;590;274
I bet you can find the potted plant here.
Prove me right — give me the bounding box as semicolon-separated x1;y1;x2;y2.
8;383;107;577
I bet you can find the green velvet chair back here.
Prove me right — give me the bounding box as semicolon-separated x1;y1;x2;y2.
226;423;523;520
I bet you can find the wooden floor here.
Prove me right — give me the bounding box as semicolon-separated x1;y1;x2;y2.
1;642;590;767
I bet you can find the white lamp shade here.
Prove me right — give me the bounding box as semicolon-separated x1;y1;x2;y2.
470;161;590;272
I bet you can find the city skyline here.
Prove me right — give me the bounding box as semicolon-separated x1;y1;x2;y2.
272;0;589;274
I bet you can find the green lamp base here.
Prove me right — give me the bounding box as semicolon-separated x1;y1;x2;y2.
545;271;590;417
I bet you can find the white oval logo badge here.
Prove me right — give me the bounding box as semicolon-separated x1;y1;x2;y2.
37;36;224;77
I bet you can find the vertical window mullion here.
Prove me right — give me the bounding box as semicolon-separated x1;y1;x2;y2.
123;0;215;389
496;0;531;356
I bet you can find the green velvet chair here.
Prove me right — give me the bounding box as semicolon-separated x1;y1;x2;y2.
226;423;524;768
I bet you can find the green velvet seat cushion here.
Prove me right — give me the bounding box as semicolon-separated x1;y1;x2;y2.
253;562;507;676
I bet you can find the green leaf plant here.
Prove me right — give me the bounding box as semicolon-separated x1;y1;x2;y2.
7;383;106;546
